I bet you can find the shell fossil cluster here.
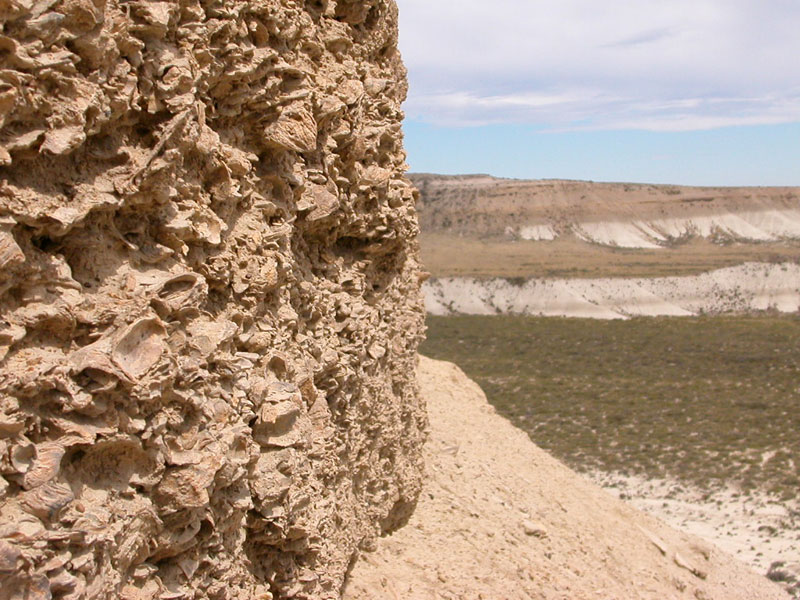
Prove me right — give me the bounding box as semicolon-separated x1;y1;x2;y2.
0;0;426;598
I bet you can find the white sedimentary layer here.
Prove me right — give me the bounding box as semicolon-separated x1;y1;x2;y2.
424;262;800;319
572;221;664;248
518;223;558;241
515;209;800;248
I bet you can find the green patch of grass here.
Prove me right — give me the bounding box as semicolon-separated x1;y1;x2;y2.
421;314;800;499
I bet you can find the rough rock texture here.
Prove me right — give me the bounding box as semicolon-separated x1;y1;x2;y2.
345;357;789;600
0;1;426;598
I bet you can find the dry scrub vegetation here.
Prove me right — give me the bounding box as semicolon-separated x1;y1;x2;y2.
421;233;800;279
422;314;800;500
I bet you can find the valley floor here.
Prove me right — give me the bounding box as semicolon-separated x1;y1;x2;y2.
417;314;800;597
421;233;800;280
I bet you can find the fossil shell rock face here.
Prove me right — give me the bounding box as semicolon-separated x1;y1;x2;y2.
0;0;425;598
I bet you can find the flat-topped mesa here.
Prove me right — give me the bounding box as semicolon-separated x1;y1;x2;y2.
412;174;800;247
0;1;425;598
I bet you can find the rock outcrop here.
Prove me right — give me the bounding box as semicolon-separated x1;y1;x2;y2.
0;1;425;598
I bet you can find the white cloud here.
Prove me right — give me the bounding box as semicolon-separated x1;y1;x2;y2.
396;0;800;131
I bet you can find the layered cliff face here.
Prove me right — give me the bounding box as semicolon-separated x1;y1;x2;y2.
413;174;800;246
0;1;425;598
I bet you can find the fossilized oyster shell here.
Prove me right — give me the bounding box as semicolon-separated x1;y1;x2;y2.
47;567;83;599
0;219;24;272
19;481;74;520
112;506;160;573
250;450;294;508
299;183;340;225
8;436;35;475
150;516;202;562
21;440;66;490
74;437;161;490
186;317;237;358
69;340;132;389
154;464;215;511
151;272;208;315
40;124;85;156
264;104;318;153
111;318;167;380
0;540;21;573
0;322;25;363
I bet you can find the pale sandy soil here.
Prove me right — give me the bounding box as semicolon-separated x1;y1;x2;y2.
344;357;788;600
588;471;800;577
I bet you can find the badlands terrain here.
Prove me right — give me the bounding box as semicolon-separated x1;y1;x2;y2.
413;174;800;253
414;174;800;319
413;173;800;596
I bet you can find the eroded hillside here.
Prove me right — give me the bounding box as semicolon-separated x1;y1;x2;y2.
413;173;800;248
413;174;800;318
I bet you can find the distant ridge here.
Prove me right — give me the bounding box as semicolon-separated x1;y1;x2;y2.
411;173;800;248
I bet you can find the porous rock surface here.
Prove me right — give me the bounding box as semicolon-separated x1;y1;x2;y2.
0;0;425;598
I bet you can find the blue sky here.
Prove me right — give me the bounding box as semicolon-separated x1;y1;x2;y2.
396;0;800;185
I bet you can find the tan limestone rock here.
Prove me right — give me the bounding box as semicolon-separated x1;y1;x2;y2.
0;1;424;598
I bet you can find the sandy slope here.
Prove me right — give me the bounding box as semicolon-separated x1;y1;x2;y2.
344;357;788;599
